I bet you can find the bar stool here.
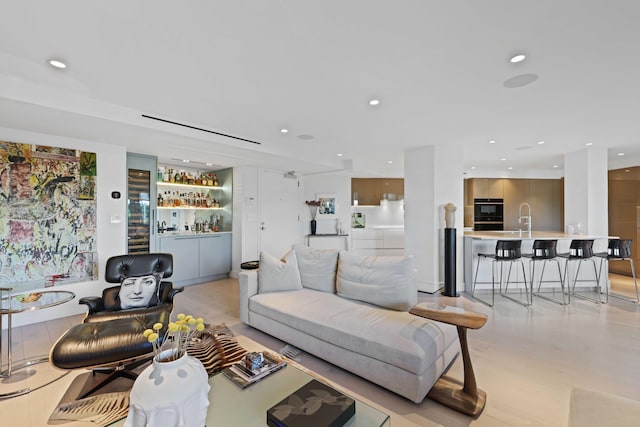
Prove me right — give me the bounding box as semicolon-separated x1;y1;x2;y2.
472;240;530;307
560;239;607;304
523;239;567;305
596;239;638;303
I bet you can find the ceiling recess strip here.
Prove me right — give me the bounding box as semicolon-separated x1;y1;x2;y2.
141;114;261;145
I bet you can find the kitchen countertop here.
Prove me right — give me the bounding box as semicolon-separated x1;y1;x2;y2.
157;231;231;238
464;230;614;240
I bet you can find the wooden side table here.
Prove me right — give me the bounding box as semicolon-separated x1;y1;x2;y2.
409;304;488;417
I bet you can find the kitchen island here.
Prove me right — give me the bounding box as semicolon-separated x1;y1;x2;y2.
463;231;612;294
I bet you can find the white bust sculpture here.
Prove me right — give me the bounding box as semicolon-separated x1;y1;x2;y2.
444;203;456;228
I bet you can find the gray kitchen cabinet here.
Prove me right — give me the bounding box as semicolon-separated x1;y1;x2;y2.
159;232;232;286
160;235;200;284
199;233;231;278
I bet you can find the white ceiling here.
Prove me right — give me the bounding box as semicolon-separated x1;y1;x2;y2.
1;1;640;178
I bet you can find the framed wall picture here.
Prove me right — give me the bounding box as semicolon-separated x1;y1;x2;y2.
317;193;337;218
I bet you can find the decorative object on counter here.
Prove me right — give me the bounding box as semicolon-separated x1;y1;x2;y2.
351;212;365;228
123;313;209;427
336;218;343;235
443;203;459;297
444;203;456;228
305;200;321;235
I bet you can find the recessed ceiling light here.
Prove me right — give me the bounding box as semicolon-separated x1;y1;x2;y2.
617;152;625;156
471;166;476;169
48;59;67;69
553;165;559;168
182;159;190;163
537;141;545;145
369;99;380;106
585;142;593;146
387;160;393;164
337;153;343;157
488;140;496;144
500;158;507;161
206;162;213;166
507;167;513;170
280;128;289;134
510;54;526;63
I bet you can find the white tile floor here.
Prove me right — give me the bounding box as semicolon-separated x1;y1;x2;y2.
1;274;639;426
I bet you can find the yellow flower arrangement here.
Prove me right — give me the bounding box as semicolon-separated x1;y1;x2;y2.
144;313;206;361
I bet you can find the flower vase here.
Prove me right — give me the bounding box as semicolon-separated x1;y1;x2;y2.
124;349;210;427
310;219;317;235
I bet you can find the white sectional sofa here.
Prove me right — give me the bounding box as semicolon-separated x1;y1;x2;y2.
238;245;459;403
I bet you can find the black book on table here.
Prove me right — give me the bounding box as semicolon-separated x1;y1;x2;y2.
266;379;356;427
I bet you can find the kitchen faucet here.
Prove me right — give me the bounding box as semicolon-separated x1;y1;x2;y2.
518;202;532;235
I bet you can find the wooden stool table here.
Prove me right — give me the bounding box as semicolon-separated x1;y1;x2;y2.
409;304;488;417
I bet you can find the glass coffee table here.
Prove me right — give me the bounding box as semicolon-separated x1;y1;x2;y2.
0;288;76;398
111;336;390;426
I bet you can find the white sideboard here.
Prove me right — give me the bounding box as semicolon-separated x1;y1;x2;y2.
351;228;404;256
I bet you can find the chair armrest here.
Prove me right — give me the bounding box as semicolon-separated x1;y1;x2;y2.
409;305;488;330
78;296;104;315
239;270;258;324
167;286;184;303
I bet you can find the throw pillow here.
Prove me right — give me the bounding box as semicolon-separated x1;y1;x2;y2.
336;251;417;311
292;245;339;293
258;249;302;293
118;272;163;309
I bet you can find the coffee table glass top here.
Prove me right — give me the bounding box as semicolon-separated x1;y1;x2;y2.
0;290;75;314
110;337;390;426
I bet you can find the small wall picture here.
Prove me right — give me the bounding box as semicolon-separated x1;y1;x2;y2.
317;193;337;218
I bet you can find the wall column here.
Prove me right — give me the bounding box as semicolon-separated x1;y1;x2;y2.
405;145;464;293
564;147;608;239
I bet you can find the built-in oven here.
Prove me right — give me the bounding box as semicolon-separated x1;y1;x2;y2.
474;198;504;231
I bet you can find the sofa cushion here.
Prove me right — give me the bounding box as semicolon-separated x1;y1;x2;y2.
293;245;338;293
258;250;302;293
249;288;455;375
336;251;417;311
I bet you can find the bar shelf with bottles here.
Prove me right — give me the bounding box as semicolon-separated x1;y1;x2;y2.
157;167;223;210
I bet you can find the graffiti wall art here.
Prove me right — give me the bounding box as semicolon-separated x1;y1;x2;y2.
0;141;98;291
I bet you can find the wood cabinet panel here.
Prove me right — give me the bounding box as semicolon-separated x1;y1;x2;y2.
470;178;504;199
352;178;403;206
503;179;529;230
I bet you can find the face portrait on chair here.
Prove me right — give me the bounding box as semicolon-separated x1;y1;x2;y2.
119;273;161;309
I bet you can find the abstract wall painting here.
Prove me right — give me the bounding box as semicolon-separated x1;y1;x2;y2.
0;140;98;291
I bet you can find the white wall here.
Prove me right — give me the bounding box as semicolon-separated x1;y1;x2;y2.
1;126;127;327
231;166;258;278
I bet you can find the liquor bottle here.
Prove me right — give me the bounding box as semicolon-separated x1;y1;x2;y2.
195;172;202;186
169;169;176;183
213;173;220;187
157;192;163;206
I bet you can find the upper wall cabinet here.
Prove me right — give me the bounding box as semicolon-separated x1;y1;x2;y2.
469;178;504;200
352;178;404;206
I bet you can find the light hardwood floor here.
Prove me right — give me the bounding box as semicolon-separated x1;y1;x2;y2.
1;274;639;426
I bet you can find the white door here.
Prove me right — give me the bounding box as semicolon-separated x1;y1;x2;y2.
258;169;300;257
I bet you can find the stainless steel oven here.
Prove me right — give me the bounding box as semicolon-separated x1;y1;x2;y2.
474;198;504;230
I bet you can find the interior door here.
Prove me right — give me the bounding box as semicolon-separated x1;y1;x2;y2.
258;169;300;257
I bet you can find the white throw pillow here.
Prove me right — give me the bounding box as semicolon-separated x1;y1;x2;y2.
293;245;339;293
336;251;417;311
258;250;302;293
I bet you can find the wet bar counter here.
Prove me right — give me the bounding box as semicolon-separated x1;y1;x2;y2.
463;231;612;293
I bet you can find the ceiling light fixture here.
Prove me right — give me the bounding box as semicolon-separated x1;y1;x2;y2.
507;167;513;170
617;152;625;156
337;153;343;157
537;141;545;145
206;162;213;166
585;142;593;146
500;158;507;161
488;140;496;144
510;54;526;63
48;59;67;69
182;159;190;163
369;99;380;106
553;165;559;168
387;161;393;164
280;128;288;134
471;166;476;169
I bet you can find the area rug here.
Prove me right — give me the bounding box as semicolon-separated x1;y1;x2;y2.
49;323;247;426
